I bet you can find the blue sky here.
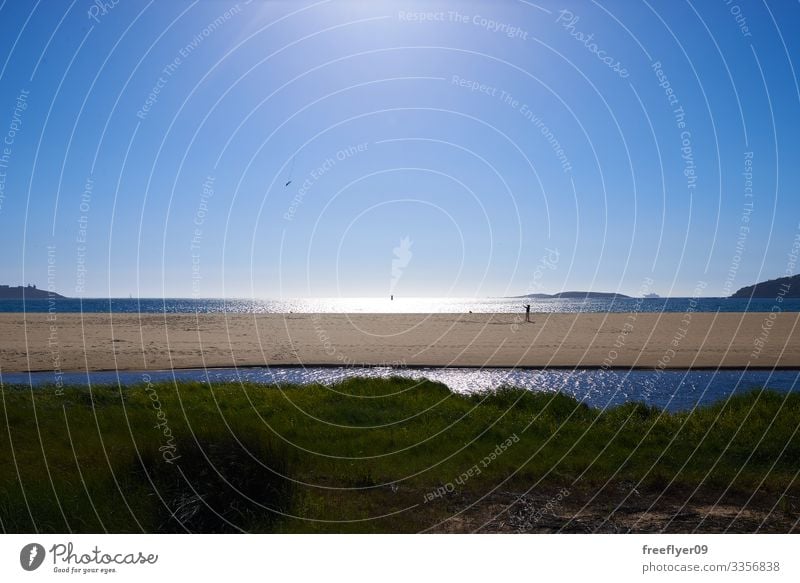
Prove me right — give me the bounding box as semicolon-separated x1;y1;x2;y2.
0;0;798;298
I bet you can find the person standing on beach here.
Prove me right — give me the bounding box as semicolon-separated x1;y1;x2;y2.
523;304;531;322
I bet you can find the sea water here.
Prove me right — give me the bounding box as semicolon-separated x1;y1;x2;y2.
4;366;798;413
2;296;799;314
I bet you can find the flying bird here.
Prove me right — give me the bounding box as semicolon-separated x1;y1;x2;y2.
284;155;295;187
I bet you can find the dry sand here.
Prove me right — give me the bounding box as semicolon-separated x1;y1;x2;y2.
1;311;799;374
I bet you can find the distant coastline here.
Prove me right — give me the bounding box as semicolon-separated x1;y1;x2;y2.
1;271;796;304
731;273;800;299
508;272;798;300
0;284;66;300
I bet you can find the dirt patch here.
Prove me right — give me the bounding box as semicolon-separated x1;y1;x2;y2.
426;487;798;533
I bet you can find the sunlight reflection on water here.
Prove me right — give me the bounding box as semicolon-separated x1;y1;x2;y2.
7;366;799;412
4;296;800;313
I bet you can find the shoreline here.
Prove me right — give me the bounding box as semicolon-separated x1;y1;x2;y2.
11;363;800;376
1;312;799;373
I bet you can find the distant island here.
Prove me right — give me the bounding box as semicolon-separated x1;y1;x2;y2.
730;274;799;299
514;291;631;300
0;284;66;300
644;293;660;299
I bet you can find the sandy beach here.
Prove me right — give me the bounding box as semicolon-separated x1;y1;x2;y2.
1;311;799;374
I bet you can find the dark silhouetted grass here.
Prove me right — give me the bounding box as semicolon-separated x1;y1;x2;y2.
1;378;797;532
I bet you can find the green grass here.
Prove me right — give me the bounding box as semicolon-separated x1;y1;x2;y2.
1;378;798;532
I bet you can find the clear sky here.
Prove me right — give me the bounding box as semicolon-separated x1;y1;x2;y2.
0;0;798;298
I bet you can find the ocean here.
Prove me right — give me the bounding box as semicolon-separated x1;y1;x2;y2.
1;296;799;314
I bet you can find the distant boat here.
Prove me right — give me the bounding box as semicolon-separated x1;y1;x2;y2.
644;293;660;299
513;291;631;300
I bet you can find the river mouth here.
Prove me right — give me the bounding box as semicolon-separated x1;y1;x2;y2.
5;366;799;413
